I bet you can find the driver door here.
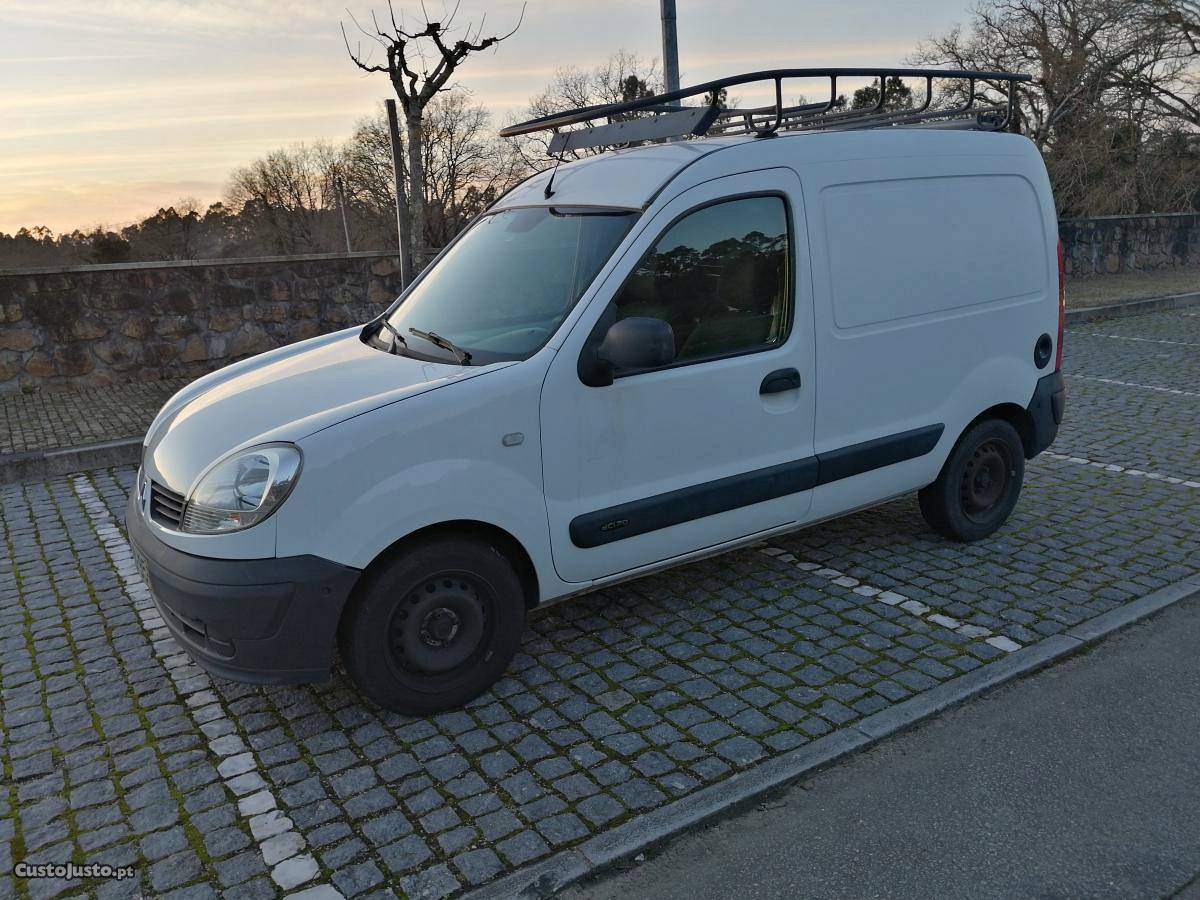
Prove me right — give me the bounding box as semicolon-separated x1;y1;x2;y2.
540;168;817;583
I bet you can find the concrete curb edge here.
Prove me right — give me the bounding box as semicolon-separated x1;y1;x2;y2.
0;436;141;484
1065;290;1200;324
464;577;1200;899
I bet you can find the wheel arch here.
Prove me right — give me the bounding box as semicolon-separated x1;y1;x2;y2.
971;402;1038;459
347;519;541;614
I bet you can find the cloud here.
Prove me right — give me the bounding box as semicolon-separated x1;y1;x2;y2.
0;179;226;234
0;0;963;233
0;0;331;38
2;104;368;142
0;70;351;114
0;53;163;64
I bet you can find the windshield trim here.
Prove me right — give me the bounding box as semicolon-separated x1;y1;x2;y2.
496;202;643;214
367;204;642;365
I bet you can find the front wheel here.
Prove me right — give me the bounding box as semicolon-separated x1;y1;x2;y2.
339;536;526;715
919;418;1025;542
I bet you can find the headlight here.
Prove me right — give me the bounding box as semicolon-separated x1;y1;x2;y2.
182;444;302;534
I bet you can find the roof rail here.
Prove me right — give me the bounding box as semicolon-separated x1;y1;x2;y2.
499;67;1032;153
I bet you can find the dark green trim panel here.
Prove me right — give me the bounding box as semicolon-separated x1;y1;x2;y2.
569;457;820;549
570;423;945;548
814;424;944;485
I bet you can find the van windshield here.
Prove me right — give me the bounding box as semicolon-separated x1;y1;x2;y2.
380;206;638;364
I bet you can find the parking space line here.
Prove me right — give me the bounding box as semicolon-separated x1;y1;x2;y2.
1040;452;1200;487
70;474;343;898
1065;374;1200;398
1064;331;1199;347
756;546;1023;653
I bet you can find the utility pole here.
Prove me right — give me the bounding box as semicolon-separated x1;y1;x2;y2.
660;0;680;106
333;174;352;253
384;98;412;288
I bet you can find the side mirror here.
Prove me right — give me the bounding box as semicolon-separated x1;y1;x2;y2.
579;317;676;387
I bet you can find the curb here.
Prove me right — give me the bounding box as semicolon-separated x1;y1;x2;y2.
1065;290;1200;324
0;436;142;484
465;575;1200;899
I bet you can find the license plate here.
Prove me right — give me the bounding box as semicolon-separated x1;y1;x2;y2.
133;551;152;588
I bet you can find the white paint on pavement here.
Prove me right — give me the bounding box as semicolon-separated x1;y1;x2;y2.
756;546;1022;652
1040;451;1200;488
1065;330;1198;347
986;635;1022;653
1066;374;1200;399
71;474;342;898
287;887;348;900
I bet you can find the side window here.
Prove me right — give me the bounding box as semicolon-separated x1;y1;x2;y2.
610;195;791;368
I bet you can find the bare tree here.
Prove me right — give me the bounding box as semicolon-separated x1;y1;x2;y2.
911;0;1200;214
227;142;341;253
1137;1;1200;124
1151;0;1200;52
337;90;522;251
507;50;662;171
342;2;524;266
422;90;523;244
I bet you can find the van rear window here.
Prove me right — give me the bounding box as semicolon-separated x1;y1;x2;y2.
821;174;1047;328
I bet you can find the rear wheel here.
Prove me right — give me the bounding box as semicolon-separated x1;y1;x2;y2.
919;418;1025;542
339;536;525;715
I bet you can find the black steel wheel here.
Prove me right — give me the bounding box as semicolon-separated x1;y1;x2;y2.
919;418;1025;542
387;573;491;681
340;535;526;714
960;438;1013;523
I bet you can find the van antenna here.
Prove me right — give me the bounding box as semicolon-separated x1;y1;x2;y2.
544;148;566;199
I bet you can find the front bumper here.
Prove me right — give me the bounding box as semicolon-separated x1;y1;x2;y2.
125;489;360;684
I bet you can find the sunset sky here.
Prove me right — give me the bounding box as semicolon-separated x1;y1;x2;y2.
0;0;972;234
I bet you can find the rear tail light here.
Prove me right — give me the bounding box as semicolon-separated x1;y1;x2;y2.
1056;239;1065;370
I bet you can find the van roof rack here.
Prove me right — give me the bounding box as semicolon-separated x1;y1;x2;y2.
499;67;1032;154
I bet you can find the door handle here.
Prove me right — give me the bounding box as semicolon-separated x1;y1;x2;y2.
760;367;801;395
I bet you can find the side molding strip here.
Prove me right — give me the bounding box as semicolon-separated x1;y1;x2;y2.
569;423;944;549
815;423;944;486
569;457;820;549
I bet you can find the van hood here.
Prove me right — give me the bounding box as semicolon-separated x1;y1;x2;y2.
143;328;506;492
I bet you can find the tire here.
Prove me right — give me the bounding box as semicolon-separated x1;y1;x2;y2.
339;535;526;715
918;418;1025;542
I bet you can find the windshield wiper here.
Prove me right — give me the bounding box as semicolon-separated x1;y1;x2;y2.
375;319;407;355
409;328;472;365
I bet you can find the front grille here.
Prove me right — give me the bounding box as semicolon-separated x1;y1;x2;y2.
149;480;186;530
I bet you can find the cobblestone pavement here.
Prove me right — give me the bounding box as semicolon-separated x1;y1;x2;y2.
0;379;189;455
1063;311;1200;480
2;309;1198;900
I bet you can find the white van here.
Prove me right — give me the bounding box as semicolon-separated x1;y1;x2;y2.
128;69;1065;713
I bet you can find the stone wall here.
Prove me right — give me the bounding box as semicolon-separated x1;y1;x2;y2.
0;252;403;392
2;214;1198;392
1059;213;1200;278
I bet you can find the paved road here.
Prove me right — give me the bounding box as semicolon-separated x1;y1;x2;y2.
1;307;1199;898
568;595;1200;900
